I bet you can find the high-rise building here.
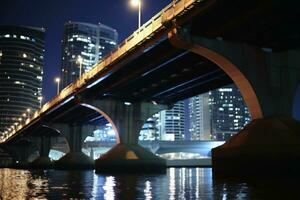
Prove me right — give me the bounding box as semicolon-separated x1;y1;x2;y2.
209;84;251;140
139;117;157;141
189;93;211;140
156;101;186;141
60;22;118;88
0;26;45;135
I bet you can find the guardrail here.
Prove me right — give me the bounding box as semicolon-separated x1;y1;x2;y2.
1;0;203;143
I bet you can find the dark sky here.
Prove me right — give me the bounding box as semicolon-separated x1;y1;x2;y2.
0;0;170;102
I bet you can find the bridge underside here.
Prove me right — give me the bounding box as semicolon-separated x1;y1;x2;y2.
190;0;300;51
83;39;232;104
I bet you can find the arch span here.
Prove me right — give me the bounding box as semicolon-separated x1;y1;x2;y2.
79;103;120;143
168;28;263;119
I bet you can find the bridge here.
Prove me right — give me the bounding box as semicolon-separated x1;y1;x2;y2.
80;140;225;157
0;0;299;171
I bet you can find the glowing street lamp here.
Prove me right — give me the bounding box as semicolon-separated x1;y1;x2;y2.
130;0;142;28
77;55;83;77
26;108;31;118
55;77;60;95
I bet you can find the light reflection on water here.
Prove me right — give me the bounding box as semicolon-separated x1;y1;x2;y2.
0;168;299;199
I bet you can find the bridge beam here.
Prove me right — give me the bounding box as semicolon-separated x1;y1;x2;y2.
50;123;95;169
168;27;300;119
79;99;167;173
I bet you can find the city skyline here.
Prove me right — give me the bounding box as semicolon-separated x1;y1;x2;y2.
0;0;170;102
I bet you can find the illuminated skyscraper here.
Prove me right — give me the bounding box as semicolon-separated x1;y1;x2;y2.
156;101;186;141
189;93;211;140
209;84;251;140
0;26;44;135
60;22;118;88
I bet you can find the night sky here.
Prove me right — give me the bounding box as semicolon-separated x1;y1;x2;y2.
0;0;170;101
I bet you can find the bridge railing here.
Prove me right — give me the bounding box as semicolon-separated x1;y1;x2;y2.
1;0;202;143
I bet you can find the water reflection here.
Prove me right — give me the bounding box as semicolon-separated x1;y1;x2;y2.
0;168;299;199
103;176;116;200
168;168;213;200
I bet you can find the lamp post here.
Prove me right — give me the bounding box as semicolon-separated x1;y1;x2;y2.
77;55;83;77
131;0;142;28
55;77;60;95
27;108;31;118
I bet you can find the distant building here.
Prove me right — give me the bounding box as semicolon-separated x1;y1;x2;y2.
139;117;157;141
209;84;251;140
156;101;186;141
189;93;211;140
93;124;116;141
60;22;118;88
0;26;44;135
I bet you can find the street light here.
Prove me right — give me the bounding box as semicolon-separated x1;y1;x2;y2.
130;0;142;28
27;108;31;118
55;77;60;95
77;55;83;77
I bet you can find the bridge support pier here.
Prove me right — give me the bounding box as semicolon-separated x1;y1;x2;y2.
53;124;95;169
81;99;168;173
30;136;53;169
168;27;300;176
8;140;38;168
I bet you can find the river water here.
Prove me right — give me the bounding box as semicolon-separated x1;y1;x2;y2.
0;167;298;199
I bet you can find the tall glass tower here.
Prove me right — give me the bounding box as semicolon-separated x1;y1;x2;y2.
60;22;118;88
209;84;251;140
0;26;45;135
189;93;211;140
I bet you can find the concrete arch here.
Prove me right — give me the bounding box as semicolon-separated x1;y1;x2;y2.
79;103;120;143
40;124;63;136
188;44;263;119
168;28;263;119
39;125;70;155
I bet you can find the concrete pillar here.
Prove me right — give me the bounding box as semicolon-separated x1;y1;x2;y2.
8;140;37;168
168;27;300;120
52;123;95;169
80;99;168;173
30;136;53;169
